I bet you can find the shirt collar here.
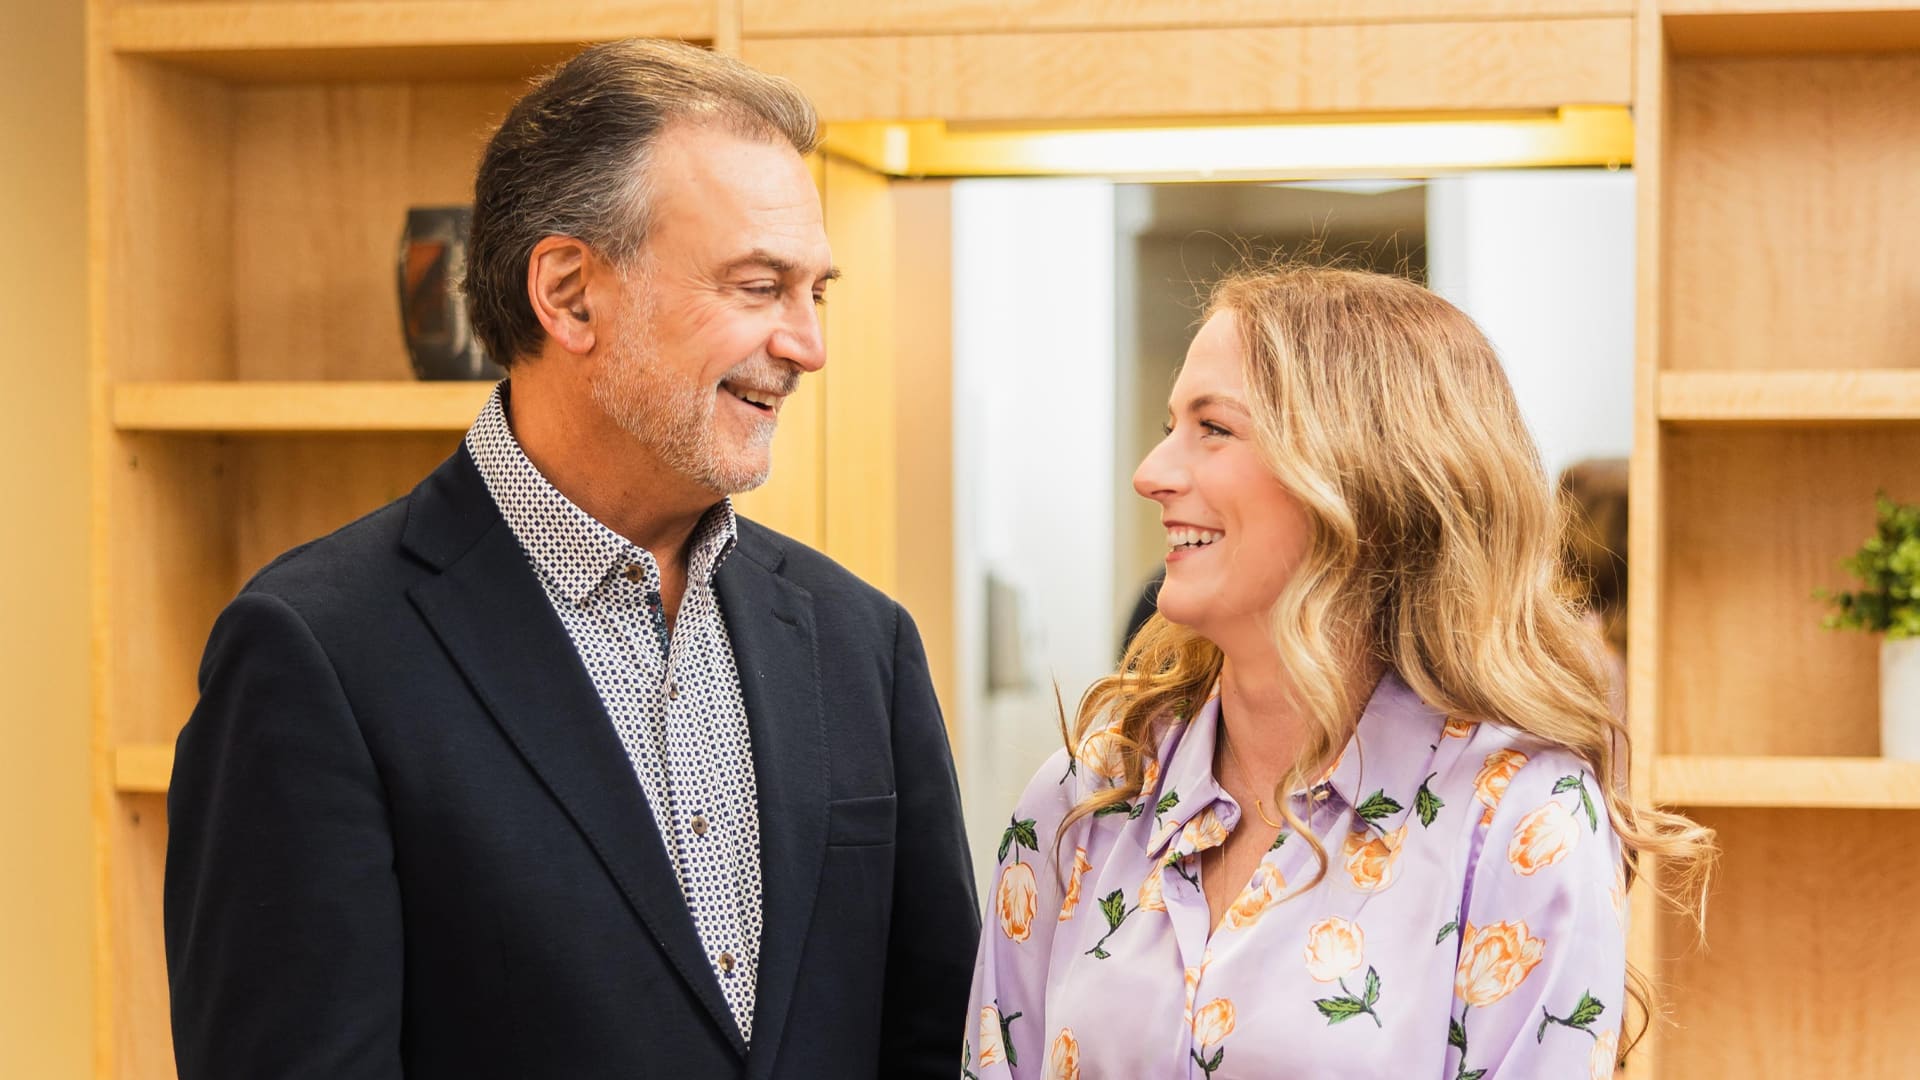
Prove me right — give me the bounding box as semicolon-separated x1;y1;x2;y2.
1143;669;1448;862
464;381;738;606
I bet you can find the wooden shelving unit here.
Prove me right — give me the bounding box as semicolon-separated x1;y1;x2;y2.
112;382;493;433
1637;3;1920;1076
1655;755;1920;809
1660;371;1920;425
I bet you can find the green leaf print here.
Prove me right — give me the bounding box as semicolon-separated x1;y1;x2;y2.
1460;1070;1487;1080
1448;1018;1466;1050
1000;1010;1023;1066
1014;818;1040;851
1415;773;1444;827
1313;969;1384;1028
1556;773;1601;831
1094;802;1132;817
1355;790;1404;821
999;817;1039;864
1155;790;1180;821
1314;997;1371;1023
1084;889;1138;960
1436;921;1458;946
1538;991;1607;1043
1269;830;1290;852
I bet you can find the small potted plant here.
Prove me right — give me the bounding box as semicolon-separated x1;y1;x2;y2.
1821;493;1920;760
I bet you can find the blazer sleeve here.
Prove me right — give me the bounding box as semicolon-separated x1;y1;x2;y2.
164;589;405;1080
876;602;982;1077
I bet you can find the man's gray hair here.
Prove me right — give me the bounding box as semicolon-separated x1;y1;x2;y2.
464;39;820;369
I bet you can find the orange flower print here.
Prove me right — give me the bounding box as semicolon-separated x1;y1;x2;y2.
1480;806;1495;828
1142;759;1160;797
1508;800;1581;876
976;1006;1007;1068
1079;721;1128;782
1303;916;1366;982
1474;749;1529;812
1181;807;1228;854
1138;866;1166;913
1059;847;1093;922
1443;716;1478;739
998;861;1038;943
1590;1026;1620;1080
1222;864;1286;931
1045;1028;1080;1080
1182;949;1214;1026
1191;998;1237;1076
1454;920;1546;1008
1343;824;1407;892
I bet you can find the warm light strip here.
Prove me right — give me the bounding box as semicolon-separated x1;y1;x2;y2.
821;107;1632;181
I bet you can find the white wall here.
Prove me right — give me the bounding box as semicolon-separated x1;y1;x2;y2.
952;179;1118;893
1427;169;1637;484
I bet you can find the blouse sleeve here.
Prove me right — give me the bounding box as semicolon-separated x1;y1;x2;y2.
1445;748;1629;1080
962;748;1086;1079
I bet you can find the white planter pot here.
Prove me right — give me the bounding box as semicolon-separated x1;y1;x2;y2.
1881;637;1920;761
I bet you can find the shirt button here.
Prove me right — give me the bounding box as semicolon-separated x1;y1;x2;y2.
668;682;680;700
692;814;709;837
718;952;736;975
621;564;643;583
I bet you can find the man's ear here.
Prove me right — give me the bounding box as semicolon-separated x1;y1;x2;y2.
526;235;600;356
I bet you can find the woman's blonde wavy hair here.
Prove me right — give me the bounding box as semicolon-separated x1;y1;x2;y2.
1060;263;1712;1059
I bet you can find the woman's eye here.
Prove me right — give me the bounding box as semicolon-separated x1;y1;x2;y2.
1160;422;1174;437
812;292;828;307
1200;421;1233;438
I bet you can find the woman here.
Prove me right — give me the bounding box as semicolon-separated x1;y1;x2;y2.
961;266;1711;1079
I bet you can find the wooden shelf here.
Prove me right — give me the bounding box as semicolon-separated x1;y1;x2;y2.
1659;370;1920;425
109;1;712;81
113;745;174;796
1655;754;1920;809
113;381;492;434
1663;5;1920;55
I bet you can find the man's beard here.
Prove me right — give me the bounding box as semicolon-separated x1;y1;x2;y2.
590;297;784;496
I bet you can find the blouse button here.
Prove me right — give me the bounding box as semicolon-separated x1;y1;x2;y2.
692;814;710;837
718;952;736;975
621;564;643;583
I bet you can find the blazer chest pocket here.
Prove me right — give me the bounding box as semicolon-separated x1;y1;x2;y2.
825;793;896;847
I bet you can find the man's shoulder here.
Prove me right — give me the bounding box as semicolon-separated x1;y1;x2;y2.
239;490;423;617
733;516;894;615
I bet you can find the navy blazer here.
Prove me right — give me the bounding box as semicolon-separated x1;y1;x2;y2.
164;446;979;1079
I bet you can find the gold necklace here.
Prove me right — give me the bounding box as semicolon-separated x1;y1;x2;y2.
1218;720;1285;829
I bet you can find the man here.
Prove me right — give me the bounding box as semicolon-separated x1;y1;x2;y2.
165;39;977;1079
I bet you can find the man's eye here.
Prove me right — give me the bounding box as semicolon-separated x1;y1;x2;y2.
743;283;781;297
812;292;828;307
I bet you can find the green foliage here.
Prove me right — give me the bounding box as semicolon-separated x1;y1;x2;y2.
1822;493;1920;639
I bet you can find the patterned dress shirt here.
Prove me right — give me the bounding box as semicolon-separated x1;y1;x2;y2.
466;385;764;1041
964;670;1628;1079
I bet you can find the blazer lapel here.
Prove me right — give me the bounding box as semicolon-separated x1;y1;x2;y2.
715;528;828;1080
400;450;747;1056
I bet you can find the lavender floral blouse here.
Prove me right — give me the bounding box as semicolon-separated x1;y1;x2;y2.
963;671;1628;1080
